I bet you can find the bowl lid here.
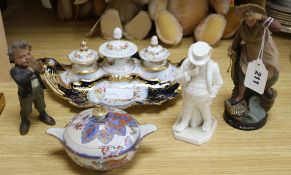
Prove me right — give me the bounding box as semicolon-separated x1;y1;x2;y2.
68;41;99;64
63;106;140;158
139;36;170;62
99;28;137;59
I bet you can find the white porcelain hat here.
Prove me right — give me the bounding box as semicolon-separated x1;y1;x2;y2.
99;27;138;59
68;40;99;65
188;41;212;66
139;35;170;61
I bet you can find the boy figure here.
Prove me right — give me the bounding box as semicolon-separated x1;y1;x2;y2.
227;3;281;105
8;41;56;135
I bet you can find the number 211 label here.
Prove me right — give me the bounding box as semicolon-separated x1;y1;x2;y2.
244;59;268;94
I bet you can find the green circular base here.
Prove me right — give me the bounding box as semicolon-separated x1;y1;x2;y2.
223;111;268;131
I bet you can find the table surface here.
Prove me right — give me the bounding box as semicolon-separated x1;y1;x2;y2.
1;3;291;175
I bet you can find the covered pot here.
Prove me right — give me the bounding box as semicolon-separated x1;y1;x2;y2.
68;40;99;74
47;106;157;171
139;36;170;71
99;27;138;74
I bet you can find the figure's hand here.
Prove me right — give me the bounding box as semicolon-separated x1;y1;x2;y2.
184;67;199;81
35;61;45;73
209;89;218;99
184;59;195;70
29;58;45;73
252;12;263;21
28;57;37;71
207;95;215;103
189;67;199;76
227;45;235;58
187;67;199;77
184;71;191;82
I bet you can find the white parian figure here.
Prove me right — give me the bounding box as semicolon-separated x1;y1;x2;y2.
174;41;223;134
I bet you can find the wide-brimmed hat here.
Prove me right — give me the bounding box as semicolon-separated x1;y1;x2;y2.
188;41;212;66
235;3;266;17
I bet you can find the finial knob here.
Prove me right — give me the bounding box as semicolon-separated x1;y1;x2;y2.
92;106;108;118
80;40;88;51
113;27;122;40
151;36;158;46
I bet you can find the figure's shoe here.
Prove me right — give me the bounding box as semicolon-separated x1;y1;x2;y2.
174;122;188;132
39;114;56;126
261;88;278;111
265;88;277;99
229;97;244;106
202;121;211;132
20;120;30;135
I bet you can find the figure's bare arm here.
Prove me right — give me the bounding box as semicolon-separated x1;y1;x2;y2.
265;17;282;32
257;13;282;32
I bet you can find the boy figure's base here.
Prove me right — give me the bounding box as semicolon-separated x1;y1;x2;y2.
172;118;217;145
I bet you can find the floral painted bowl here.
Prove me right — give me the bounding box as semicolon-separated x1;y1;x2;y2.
47;106;157;171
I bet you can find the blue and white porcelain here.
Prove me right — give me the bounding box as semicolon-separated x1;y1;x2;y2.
47;106;157;171
40;27;181;108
